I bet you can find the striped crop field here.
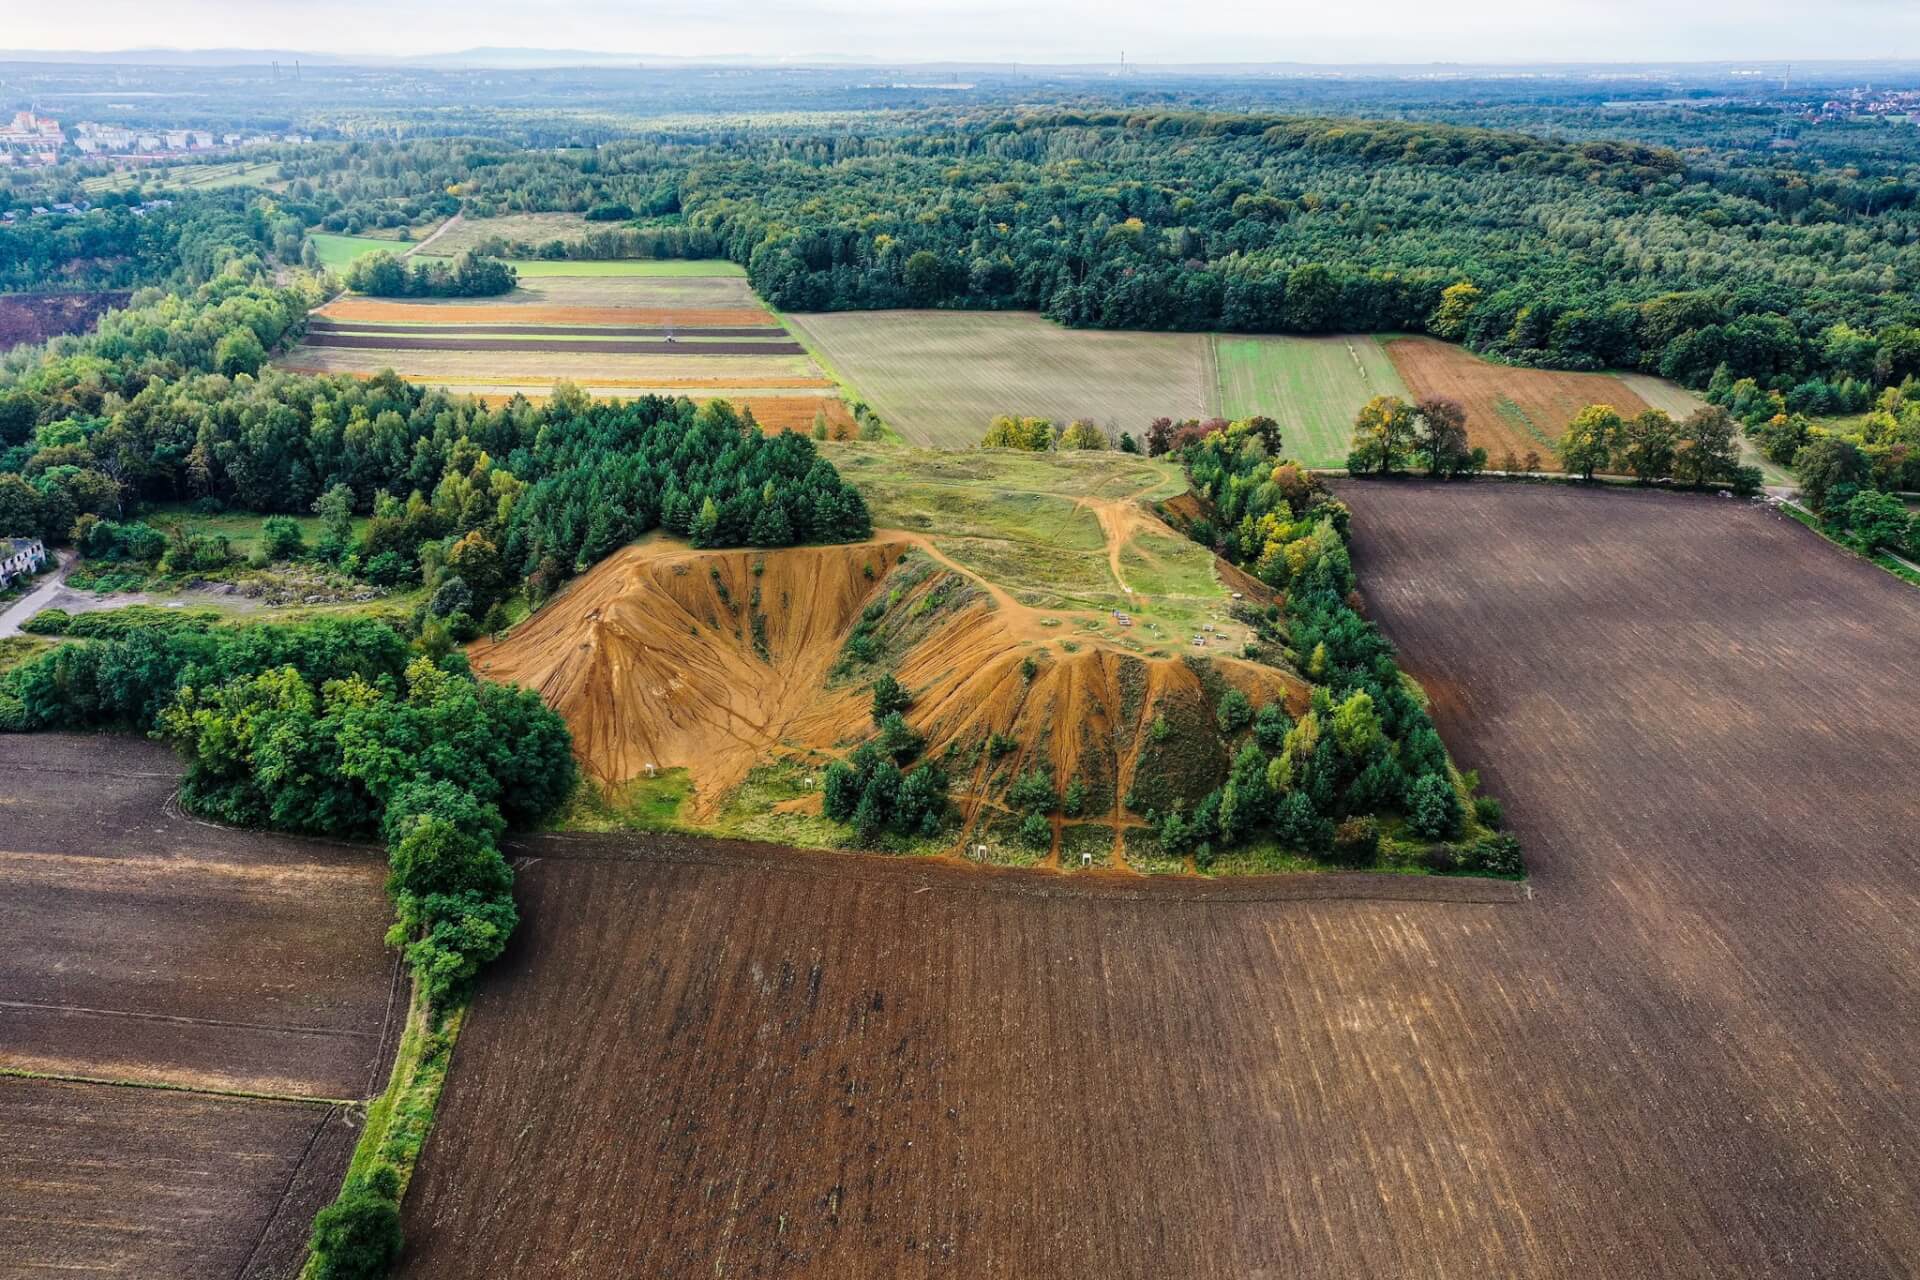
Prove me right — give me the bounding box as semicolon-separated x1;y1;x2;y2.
283;273;849;433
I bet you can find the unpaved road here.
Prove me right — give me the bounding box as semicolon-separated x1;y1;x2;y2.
397;482;1920;1278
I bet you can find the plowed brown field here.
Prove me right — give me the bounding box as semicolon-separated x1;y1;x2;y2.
401;484;1920;1279
1386;336;1654;468
319;300;778;327
0;733;400;1280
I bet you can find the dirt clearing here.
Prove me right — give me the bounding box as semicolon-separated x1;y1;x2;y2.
405;483;1920;1278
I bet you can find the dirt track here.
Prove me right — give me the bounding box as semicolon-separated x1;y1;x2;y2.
399;482;1920;1278
0;734;399;1279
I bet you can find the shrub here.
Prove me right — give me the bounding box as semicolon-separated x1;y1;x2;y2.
1472;795;1505;829
1331;817;1380;868
259;516;306;561
1063;776;1088;818
1018;812;1052;850
1458;833;1524;877
1215;688;1253;733
308;1190;403;1280
1007;766;1056;815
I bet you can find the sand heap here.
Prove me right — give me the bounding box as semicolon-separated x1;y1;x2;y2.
472;534;1301;824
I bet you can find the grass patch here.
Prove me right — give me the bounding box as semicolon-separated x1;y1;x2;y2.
309;233;411;273
1214;333;1409;467
558;768;695;832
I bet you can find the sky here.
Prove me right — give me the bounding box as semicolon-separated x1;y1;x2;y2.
6;0;1920;65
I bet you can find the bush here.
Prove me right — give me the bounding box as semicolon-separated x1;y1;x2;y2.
1007;766;1056;815
1063;777;1088;818
259;515;305;561
1472;795;1505;829
308;1190;402;1280
1330;817;1379;868
870;672;911;722
1018;812;1052;850
1458;833;1524;877
1215;688;1253;733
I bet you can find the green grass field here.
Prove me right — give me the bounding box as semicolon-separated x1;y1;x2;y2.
500;259;745;278
826;442;1232;637
81;160;284;195
1214;334;1410;467
309;233;411;272
138;504;369;554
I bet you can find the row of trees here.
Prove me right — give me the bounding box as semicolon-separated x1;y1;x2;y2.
979;415;1129;452
1156;416;1515;871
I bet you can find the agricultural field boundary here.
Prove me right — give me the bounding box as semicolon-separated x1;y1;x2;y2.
512;830;1529;906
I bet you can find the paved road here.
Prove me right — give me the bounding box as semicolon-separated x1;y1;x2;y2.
0;549;70;638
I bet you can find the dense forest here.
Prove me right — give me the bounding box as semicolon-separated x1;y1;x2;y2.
169;112;1920;415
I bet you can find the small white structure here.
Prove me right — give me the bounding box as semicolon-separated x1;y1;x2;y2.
643;762;658;779
0;537;47;589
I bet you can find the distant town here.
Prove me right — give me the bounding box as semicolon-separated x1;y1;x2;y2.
0;110;310;169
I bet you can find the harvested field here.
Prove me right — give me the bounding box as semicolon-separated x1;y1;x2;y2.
0;733;400;1279
319;299;776;327
308;320;780;338
500;259;745;277
405;484;1920;1279
300;332;805;356
405;211;596;257
294;272;847;428
281;346;820;383
788;310;1218;448
1385;336;1654;468
0;291;128;351
1214;333;1410;466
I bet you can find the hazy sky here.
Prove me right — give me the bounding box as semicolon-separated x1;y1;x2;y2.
9;0;1920;64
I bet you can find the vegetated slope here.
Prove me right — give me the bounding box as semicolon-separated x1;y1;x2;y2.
0;291;128;351
399;484;1920;1280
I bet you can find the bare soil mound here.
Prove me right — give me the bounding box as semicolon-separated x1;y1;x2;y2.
471;539;911;811
473;532;1300;841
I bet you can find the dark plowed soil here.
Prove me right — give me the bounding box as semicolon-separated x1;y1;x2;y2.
307;320;778;339
0;734;398;1099
0;1077;339;1280
0;734;400;1278
399;483;1920;1279
0;291;127;351
301;332;806;355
